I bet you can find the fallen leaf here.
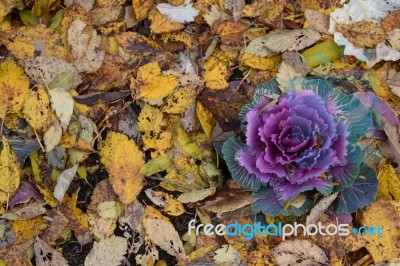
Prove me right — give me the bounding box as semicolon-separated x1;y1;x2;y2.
0;136;21;193
43;121;62;153
53;165;78;203
145;218;186;261
0;60;30;119
131;61;179;101
22;85;55;133
68;19;105;73
140;156;172;176
301;39;341;67
85;236;127;266
9;180;44;208
213;245;243;266
245;36;277;57
223;0;245;21
100;132;145;205
156;0;199;23
177;187;216;203
304;9;330;34
306;192;338;226
377;164;400;201
132;0;154;21
196;101;216;138
34;237;68;266
336;22;386;48
262;29;321;53
272;239;329;266
361;198;400;263
212;19;249;44
12;216;47;244
148;8;184;34
382;10;400;33
48;88;74;129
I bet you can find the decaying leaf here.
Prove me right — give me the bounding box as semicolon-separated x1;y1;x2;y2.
34;237;68;266
304;9;330;34
145;218;186;261
272;239;329;266
213;244;243;266
68;19;105;73
177;187;216;203
48;88;74;129
361;198;400;262
262;29;321;53
53;165;78;202
44;121;63;152
0;60;30;119
156;0;199;23
336;22;386;48
84;236;128;266
0;136;21;193
212;19;249;44
100;132;145;205
306;192;338;225
223;0;245;21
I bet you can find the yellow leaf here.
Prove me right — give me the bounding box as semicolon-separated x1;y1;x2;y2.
0;24;68;61
377;164;400;201
131;61;179;101
148;8;184;34
0;60;30;119
163;87;195;114
196;101;216;138
145;205;169;221
361;199;400;263
22;85;55;133
203;49;234;90
12;216;47;244
132;0;154;21
240;53;282;71
160;31;193;48
61;193;89;232
0;0;15;21
176;125;204;159
100;132;145;204
0;136;21;193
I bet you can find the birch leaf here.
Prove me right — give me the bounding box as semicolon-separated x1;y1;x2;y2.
0;136;21;193
48;88;74;129
54;165;78;203
156;0;199;23
263;29;321;53
272;239;329;266
306;192;338;226
84;236;128;266
214;245;243;266
34;237;68;266
145;218;186;261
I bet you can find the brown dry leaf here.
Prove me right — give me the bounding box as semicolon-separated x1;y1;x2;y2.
382;10;400;33
0;238;34;265
100;132;145;205
336;22;386;48
199;82;250;131
89;6;121;26
40;210;69;244
149;8;185;34
0;24;68;60
361;198;400;263
212;19;250;44
116;31;162;61
304;8;330;34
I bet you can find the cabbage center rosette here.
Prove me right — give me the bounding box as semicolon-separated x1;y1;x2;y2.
222;78;379;216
